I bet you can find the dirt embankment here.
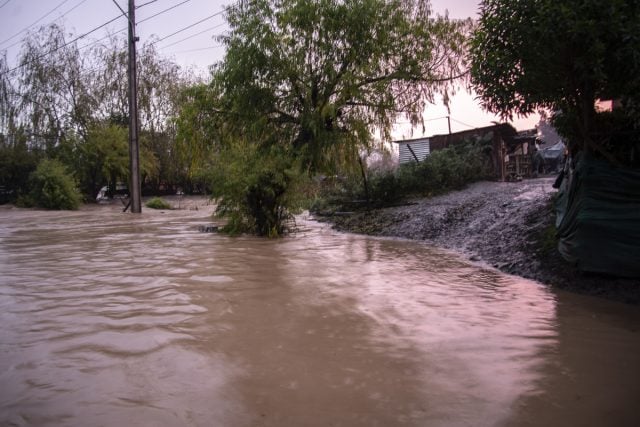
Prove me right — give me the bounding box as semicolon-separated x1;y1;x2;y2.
318;177;640;304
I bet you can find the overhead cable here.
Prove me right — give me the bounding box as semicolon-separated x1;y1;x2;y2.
0;0;13;10
0;0;92;52
0;0;72;47
138;0;193;24
136;0;159;8
110;0;133;29
167;44;223;54
74;0;196;54
159;22;226;49
149;9;227;46
449;117;479;129
2;14;125;75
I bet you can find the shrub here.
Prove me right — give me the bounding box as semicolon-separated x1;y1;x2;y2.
390;139;493;198
27;158;82;210
315;139;493;210
145;197;172;210
206;142;305;237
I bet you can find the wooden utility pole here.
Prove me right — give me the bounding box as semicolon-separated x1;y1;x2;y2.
127;0;142;213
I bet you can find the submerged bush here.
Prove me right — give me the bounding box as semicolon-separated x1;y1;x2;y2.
25;158;82;210
145;197;172;210
206;142;305;237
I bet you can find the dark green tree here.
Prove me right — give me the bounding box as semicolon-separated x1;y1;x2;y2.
469;0;640;161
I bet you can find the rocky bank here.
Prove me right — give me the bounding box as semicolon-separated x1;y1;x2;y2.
317;177;640;304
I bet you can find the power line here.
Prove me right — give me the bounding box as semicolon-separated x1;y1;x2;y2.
0;0;13;10
0;0;91;51
167;44;223;54
110;0;128;20
73;0;198;54
138;0;193;24
148;9;228;46
0;0;72;47
1;0;229;76
395;116;449;125
159;22;226;50
77;28;127;53
74;0;197;54
449;117;480;129
110;0;134;28
0;0;178;54
2;14;126;76
136;0;159;8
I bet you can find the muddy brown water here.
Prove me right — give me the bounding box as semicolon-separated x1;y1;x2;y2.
1;200;639;427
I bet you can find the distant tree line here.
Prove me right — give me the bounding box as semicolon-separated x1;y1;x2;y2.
0;24;203;205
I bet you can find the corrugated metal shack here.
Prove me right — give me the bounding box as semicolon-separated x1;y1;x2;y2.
395;137;430;164
417;124;538;181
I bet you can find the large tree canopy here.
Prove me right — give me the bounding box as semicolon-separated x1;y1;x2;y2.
211;0;467;172
469;0;640;158
178;0;468;235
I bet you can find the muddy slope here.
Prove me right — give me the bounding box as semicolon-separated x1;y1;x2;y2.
318;177;640;304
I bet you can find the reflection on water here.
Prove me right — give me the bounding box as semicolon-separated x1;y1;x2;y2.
0;202;638;426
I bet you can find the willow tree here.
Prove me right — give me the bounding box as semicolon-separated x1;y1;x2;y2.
190;0;467;235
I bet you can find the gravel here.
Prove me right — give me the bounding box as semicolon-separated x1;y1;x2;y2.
318;177;640;304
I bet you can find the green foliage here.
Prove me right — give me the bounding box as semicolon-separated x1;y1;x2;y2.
320;139;493;209
469;0;640;160
2;25;196;197
57;123;128;197
174;84;220;182
25;158;81;210
205;141;306;237
89;124;130;188
145;197;172;210
214;0;467;173
398;140;492;196
57;123;160;198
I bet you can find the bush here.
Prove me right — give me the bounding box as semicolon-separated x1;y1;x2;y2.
315;139;493;210
26;158;82;210
206;142;306;237
145;197;172;210
390;139;492;198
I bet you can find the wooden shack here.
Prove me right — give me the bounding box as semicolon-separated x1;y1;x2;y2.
428;124;537;181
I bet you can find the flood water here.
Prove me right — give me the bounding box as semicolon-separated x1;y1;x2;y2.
1;199;639;427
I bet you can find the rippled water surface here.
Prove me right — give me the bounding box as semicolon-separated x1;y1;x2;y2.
1;200;639;426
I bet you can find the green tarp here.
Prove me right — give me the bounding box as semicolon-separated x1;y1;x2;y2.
555;153;640;277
